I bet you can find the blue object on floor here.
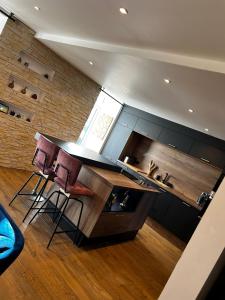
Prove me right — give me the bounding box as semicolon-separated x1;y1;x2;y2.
0;204;24;275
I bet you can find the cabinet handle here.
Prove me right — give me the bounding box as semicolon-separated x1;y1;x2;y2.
200;157;210;163
182;201;191;207
198;216;202;219
159;188;166;192
121;123;128;127
168;144;176;148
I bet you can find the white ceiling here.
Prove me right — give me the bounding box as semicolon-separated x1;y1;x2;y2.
1;0;225;140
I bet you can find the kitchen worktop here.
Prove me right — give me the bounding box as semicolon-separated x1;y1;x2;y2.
85;166;159;193
117;160;201;210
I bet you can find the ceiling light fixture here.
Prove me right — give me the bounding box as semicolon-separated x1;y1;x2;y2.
34;6;40;11
164;78;171;84
119;8;128;15
204;128;209;132
89;61;94;66
188;109;194;113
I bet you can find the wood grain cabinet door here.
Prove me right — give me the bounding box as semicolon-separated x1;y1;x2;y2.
134;118;162;140
189;141;225;169
91;212;135;237
158;129;193;153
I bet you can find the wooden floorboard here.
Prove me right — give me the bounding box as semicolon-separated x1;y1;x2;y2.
0;166;185;300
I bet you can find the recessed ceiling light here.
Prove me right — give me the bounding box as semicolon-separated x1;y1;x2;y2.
188;109;194;113
34;6;40;11
164;78;171;84
89;61;94;66
119;8;128;15
204;128;209;132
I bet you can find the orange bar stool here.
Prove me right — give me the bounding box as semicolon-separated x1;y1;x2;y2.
28;149;94;248
9;135;60;223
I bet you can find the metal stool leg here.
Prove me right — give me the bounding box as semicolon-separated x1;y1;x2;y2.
28;190;59;225
23;178;49;223
9;172;38;206
52;191;61;222
47;197;69;249
73;199;84;244
31;176;43;196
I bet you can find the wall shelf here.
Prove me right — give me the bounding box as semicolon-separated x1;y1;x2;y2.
0;99;34;123
17;51;55;81
8;75;44;102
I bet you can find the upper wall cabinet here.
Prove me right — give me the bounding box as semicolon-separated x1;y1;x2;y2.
118;111;138;129
189;142;225;169
134;118;162;140
158;129;194;153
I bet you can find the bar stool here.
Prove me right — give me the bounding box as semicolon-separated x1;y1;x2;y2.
9;135;60;223
28;149;94;248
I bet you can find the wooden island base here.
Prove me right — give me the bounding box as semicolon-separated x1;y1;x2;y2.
47;165;158;247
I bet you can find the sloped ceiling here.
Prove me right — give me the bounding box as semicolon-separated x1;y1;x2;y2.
0;0;225;140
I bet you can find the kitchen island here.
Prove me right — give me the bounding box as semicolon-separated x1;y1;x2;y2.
35;133;158;246
35;132;120;172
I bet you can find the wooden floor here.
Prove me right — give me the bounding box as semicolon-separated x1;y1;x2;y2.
0;166;185;300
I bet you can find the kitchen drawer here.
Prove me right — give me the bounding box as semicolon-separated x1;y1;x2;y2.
158;129;193;153
118;111;138;129
134;118;162;140
189;142;225;169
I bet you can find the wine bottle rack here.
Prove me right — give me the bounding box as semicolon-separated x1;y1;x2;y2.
8;75;44;102
17;51;55;81
0;99;34;123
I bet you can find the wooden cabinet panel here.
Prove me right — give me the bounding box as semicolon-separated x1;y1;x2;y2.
91;212;135;237
102;123;132;162
134;118;162;140
118;111;138;129
189;142;225;169
158;129;193;153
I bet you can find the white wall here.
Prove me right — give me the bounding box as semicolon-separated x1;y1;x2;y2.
159;178;225;300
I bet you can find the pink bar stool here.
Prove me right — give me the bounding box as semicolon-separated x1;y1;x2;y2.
28;149;94;248
9;135;60;222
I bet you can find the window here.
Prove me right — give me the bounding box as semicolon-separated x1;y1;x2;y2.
0;12;7;35
78;91;122;152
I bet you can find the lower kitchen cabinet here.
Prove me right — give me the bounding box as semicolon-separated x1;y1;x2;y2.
164;194;200;241
148;192;200;242
148;191;170;224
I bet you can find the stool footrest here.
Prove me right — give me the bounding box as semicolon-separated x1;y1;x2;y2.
55;230;77;234
35;209;59;214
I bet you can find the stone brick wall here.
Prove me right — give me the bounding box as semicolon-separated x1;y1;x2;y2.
0;19;100;170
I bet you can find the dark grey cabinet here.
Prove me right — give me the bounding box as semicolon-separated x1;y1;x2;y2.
189;142;225;169
148;190;169;224
118;111;138;129
164;194;200;241
134;118;162;140
158;129;193;153
101;123;132;162
148;191;200;242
